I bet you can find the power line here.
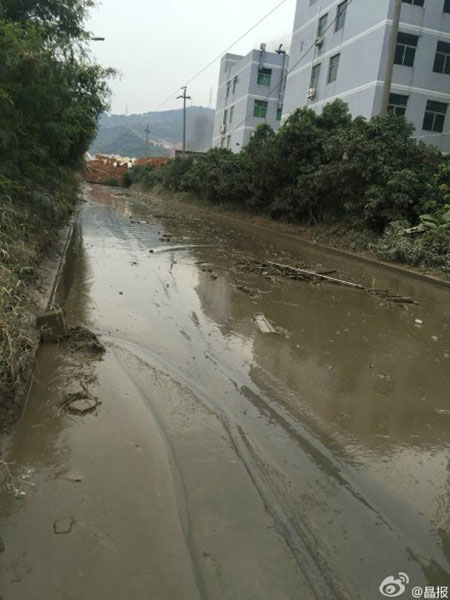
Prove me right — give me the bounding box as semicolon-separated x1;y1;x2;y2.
108;0;288;151
155;0;288;110
230;0;355;135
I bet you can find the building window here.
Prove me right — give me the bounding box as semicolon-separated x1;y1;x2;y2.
226;81;231;98
433;41;450;74
335;1;348;31
394;32;419;67
232;76;238;93
402;0;424;5
445;0;450;13
388;93;409;116
277;106;283;120
253;100;268;118
257;67;272;86
229;106;234;123
310;63;321;88
226;135;231;149
327;54;340;83
223;109;228;125
423;100;448;132
317;13;328;37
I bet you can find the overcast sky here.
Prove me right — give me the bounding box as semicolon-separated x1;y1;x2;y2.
86;0;296;115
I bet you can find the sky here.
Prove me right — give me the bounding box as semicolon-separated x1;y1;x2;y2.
86;0;296;115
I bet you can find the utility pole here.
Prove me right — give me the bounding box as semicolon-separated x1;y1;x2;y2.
144;125;151;155
177;86;191;156
381;0;402;115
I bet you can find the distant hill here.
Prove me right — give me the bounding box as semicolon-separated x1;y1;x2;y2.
91;106;215;158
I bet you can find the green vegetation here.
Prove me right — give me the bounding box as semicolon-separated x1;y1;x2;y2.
0;0;111;403
130;100;450;274
92;107;214;155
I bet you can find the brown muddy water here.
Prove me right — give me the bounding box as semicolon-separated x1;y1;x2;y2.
1;184;450;599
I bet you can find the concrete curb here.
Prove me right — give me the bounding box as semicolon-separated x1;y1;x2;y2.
7;212;78;431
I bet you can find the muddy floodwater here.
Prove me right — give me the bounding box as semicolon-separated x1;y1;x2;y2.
1;184;450;599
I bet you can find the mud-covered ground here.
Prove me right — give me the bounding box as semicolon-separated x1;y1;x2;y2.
1;184;450;599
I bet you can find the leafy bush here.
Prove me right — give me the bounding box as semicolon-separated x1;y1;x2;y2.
128;98;450;273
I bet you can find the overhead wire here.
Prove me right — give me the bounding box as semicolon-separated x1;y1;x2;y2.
229;0;355;135
110;0;289;148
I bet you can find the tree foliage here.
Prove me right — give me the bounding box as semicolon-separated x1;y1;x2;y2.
0;0;112;200
134;99;448;233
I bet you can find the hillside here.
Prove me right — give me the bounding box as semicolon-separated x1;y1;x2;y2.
91;106;215;157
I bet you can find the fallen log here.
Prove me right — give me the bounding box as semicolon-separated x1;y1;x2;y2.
266;261;366;290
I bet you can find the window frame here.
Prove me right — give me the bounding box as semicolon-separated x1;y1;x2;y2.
253;99;268;119
226;81;231;98
402;0;424;6
433;40;450;74
257;67;272;86
422;100;448;133
276;106;283;121
229;106;234;124
317;13;328;37
388;93;409;116
394;32;419;67
310;63;321;89
445;0;450;13
335;0;348;31
327;54;340;83
232;76;238;94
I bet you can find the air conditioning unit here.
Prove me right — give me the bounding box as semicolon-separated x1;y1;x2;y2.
307;87;317;99
220;124;227;134
315;36;324;47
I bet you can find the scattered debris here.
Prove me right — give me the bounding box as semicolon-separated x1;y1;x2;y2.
234;258;419;309
53;517;75;535
253;313;277;334
367;289;419;306
37;308;68;343
266;261;366;289
415;319;424;326
435;408;450;415
61;382;100;416
83;154;169;186
61;327;105;354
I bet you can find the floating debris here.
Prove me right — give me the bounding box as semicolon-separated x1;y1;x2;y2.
61;327;105;354
53;517;75;535
253;313;277;334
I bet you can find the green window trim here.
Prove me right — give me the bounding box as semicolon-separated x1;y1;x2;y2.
253;100;268;119
317;13;328;37
276;106;283;121
335;0;348;31
327;54;340;83
257;67;272;86
310;63;321;89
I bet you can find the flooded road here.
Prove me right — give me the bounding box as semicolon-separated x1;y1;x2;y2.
1;184;450;599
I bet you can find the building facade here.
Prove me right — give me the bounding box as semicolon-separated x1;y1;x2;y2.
283;0;450;153
212;46;289;151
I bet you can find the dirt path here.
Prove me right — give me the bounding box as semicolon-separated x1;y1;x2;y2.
1;184;449;599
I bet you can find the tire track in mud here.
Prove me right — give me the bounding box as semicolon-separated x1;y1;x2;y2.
108;349;209;600
105;336;349;599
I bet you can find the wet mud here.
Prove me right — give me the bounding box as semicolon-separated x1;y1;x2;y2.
1;184;450;599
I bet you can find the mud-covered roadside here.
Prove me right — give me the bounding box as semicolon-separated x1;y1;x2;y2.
1;184;449;599
153;189;450;286
0;214;75;434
